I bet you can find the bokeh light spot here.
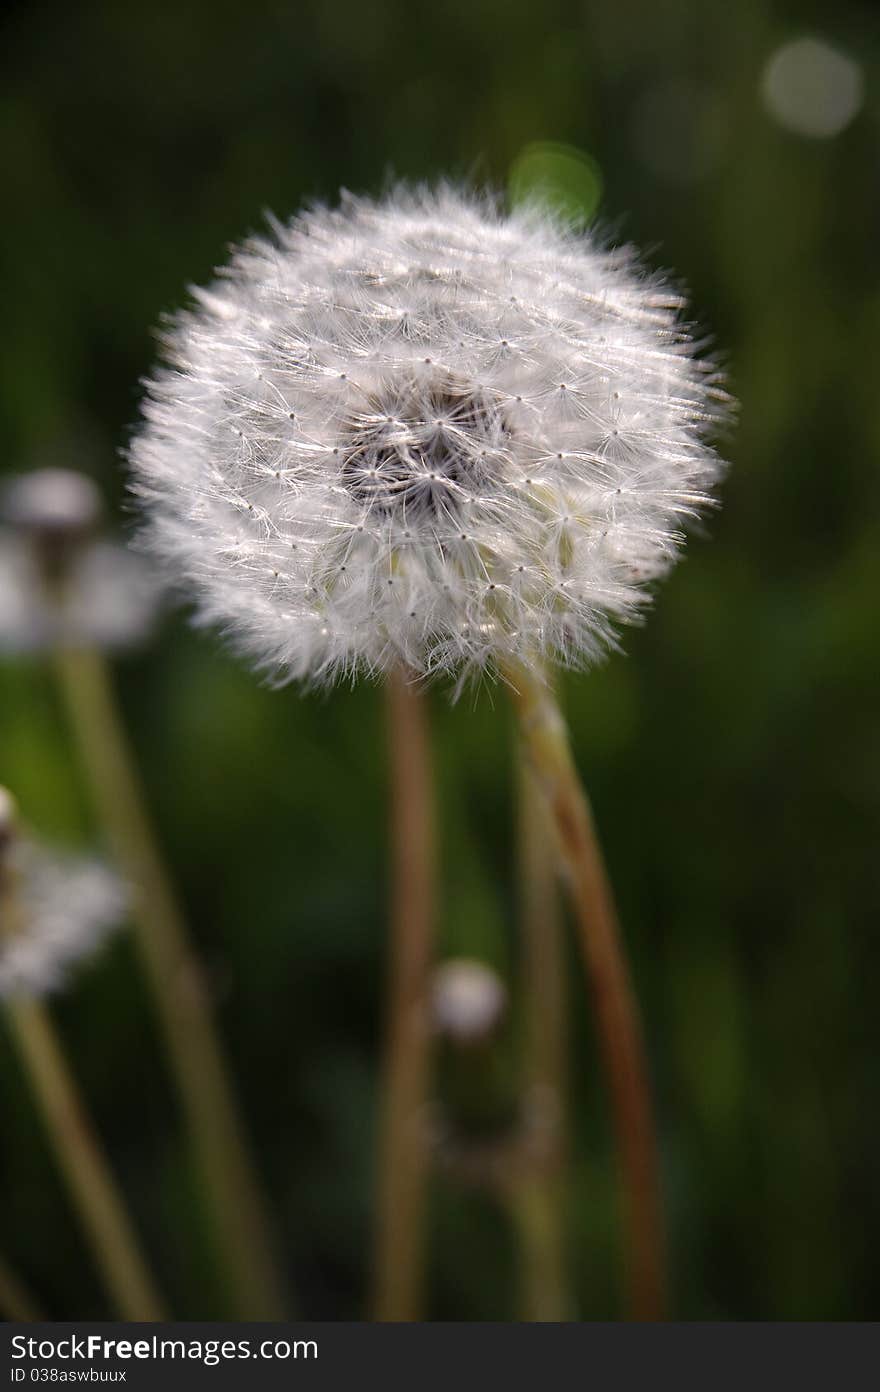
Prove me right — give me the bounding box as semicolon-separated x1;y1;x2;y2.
762;36;864;139
509;141;602;225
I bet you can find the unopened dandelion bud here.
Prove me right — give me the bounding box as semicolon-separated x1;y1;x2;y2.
129;185;729;689
431;957;519;1151
432;958;508;1043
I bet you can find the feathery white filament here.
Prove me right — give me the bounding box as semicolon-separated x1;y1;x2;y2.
129;186;727;685
0;840;128;998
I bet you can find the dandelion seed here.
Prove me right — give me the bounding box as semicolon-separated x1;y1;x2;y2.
129;185;728;688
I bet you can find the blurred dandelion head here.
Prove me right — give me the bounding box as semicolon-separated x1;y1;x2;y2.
3;467;102;570
0;468;161;655
431;958;507;1043
129;186;728;687
0;788;128;999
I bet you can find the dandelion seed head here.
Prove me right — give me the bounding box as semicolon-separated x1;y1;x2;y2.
0;469;161;655
129;186;728;686
2;468;102;544
0;791;128;999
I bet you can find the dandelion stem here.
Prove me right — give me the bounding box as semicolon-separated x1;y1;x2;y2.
53;644;286;1320
373;667;436;1321
507;1181;568;1323
0;1252;44;1322
511;749;571;1321
5;997;165;1319
504;660;666;1321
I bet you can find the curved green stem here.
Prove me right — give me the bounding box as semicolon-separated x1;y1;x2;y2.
6;997;165;1320
53;644;286;1320
0;1251;44;1322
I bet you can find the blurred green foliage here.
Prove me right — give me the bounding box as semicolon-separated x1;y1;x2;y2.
1;0;878;1320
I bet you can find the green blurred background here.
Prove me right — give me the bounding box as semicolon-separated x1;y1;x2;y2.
1;0;878;1320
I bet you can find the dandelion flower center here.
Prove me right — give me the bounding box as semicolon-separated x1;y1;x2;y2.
341;378;508;520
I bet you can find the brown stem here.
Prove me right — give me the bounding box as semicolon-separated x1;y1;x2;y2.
372;667;436;1321
505;661;667;1321
6;997;166;1320
513;749;571;1321
53;644;286;1319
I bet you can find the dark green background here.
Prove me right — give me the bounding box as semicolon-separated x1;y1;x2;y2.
1;0;878;1320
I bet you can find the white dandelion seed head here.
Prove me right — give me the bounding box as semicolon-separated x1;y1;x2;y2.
129;186;728;687
3;467;102;541
0;806;128;1000
0;469;162;655
431;958;508;1042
